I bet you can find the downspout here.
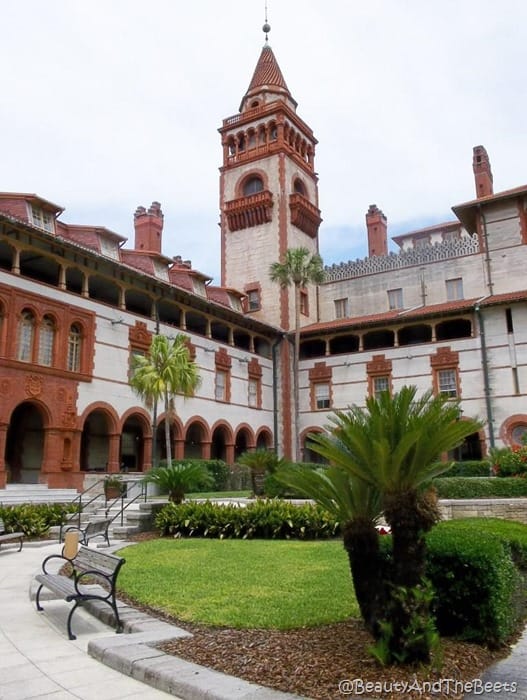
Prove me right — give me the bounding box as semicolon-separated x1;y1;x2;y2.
475;302;495;449
478;204;494;295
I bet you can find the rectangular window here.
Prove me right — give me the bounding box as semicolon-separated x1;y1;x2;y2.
373;376;390;398
438;369;458;397
248;378;258;407
334;298;348;319
30;205;54;233
247;289;260;312
388;288;403;310
315;382;330;410
446;278;464;301
215;370;227;401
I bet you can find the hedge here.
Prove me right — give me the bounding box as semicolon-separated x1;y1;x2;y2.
435;460;491;478
155;499;340;540
0;503;78;538
426;520;527;646
434;476;527;499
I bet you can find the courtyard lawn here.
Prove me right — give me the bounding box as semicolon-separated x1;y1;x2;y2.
186;491;251;499
117;538;357;629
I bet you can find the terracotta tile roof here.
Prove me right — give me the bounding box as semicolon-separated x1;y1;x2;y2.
246;45;290;95
301;291;527;336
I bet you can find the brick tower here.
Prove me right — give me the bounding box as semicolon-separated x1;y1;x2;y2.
219;27;322;331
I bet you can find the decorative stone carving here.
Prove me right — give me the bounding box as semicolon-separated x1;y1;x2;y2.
25;375;42;397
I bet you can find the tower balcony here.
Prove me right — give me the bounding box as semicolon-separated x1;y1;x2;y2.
289;193;322;238
224;190;274;232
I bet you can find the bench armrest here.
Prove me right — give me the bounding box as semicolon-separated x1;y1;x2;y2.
40;552;74;575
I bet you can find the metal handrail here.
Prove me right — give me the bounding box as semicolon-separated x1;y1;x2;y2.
68;478;107;528
105;480;149;527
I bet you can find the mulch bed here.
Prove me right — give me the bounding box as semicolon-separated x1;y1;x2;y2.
121;532;513;699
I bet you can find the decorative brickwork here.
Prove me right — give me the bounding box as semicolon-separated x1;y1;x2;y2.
324;235;479;282
225;190;274;232
289;193;322;238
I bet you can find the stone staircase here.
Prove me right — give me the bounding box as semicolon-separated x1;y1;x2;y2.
0;484;80;505
0;483;165;542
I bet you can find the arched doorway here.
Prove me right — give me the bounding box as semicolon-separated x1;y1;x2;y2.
256;428;272;450
5;402;46;483
120;415;147;472
448;431;483;461
80;410;111;472
211;424;231;461
184;422;205;459
234;427;253;461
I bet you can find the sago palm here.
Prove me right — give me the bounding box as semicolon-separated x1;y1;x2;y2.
130;334;201;466
308;386;483;663
269;247;324;460
142;462;213;504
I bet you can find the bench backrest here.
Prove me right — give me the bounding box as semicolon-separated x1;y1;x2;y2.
72;546;124;578
86;519;111;534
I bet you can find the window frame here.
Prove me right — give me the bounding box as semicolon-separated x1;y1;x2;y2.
387;288;403;311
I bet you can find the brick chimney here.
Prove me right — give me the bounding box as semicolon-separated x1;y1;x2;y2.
134;201;163;253
473;146;493;198
366;204;388;257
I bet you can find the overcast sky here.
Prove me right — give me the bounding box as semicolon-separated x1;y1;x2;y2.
2;1;526;282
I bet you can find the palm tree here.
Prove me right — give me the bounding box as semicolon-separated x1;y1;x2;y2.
269;247;324;460
237;448;287;497
308;386;483;663
276;462;384;634
130;334;201;466
142;462;213;503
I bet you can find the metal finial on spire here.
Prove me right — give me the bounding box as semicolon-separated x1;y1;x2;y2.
262;0;271;43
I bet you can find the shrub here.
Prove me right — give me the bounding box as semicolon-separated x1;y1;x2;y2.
143;462;214;503
265;462;326;498
426;522;525;646
0;502;78;538
155;499;340;540
435;460;491;478
175;459;230;491
491;445;527;478
434;476;527;499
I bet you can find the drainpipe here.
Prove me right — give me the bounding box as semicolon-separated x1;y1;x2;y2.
272;334;286;455
478;204;494;296
475;303;495;449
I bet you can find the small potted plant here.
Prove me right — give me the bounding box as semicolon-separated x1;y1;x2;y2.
104;475;125;500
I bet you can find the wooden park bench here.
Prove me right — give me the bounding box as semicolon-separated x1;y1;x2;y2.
60;518;112;547
0;517;24;552
35;543;125;640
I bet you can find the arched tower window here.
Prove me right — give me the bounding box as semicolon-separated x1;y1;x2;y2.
68;323;82;372
17;310;35;362
293;178;306;196
243;176;264;196
38;315;55;366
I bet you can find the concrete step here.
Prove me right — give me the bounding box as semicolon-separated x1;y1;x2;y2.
0;485;80;505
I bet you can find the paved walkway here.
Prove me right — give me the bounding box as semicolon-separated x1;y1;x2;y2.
0;540;298;700
1;539;527;700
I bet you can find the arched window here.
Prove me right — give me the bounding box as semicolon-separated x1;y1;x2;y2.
293;178;306;196
68;324;82;372
17;310;35;361
243;176;264;196
38;315;55;366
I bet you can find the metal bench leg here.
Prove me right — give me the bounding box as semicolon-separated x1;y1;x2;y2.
66;602;79;640
35;584;45;612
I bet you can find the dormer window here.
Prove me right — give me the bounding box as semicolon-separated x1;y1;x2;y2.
30;205;54;233
193;278;207;296
243;176;264;196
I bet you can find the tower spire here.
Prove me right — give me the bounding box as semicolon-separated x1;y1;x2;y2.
263;1;270;43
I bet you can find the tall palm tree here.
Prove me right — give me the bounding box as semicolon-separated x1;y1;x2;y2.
308;386;483;663
269;247;324;460
130;334;201;466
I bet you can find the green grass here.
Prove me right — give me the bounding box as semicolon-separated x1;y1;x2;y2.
117;538;357;629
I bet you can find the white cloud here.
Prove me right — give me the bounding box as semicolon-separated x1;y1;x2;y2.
1;0;526;282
